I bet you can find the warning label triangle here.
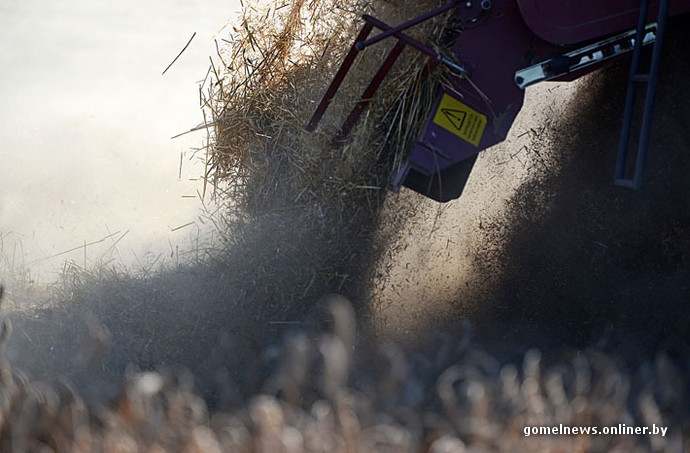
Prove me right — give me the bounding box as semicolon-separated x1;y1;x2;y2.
432;93;487;146
441;108;466;131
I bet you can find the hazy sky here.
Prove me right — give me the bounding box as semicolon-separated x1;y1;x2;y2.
0;0;241;282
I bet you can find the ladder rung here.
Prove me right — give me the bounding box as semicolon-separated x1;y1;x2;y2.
631;74;651;82
613;178;638;189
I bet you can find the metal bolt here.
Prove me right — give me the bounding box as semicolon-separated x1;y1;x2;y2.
481;0;492;9
465;1;472;8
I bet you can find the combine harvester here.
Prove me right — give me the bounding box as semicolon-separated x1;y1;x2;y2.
307;0;690;201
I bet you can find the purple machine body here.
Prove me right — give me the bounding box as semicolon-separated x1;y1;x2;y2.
307;0;690;201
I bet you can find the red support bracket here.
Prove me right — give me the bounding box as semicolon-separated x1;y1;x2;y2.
355;0;461;51
333;41;407;144
306;2;464;141
305;23;374;132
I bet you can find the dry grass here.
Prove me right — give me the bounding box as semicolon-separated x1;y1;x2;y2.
0;297;687;452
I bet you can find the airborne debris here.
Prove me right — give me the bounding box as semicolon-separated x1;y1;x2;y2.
162;31;197;76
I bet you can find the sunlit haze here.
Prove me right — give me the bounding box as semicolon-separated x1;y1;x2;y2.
0;0;241;283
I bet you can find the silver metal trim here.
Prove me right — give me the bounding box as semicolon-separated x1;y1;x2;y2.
515;23;657;89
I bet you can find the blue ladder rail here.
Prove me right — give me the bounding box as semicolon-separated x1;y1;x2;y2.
614;0;670;189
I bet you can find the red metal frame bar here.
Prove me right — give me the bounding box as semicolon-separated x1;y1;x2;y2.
361;14;443;61
334;41;407;143
356;0;461;50
306;23;374;132
306;6;457;140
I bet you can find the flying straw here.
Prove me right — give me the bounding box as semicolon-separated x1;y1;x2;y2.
162;32;197;76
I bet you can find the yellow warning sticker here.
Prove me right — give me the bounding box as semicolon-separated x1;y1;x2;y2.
432;93;487;147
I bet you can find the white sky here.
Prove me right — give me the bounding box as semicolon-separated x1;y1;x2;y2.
0;0;241;283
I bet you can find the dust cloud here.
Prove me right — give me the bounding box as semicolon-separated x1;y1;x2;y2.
371;81;581;341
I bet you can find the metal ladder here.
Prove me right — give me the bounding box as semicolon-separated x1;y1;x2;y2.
614;0;670;189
